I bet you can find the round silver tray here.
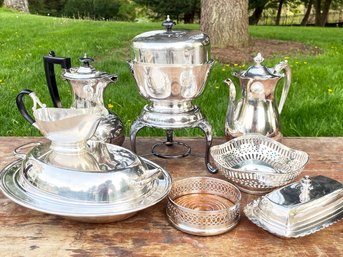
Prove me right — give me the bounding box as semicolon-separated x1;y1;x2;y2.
0;158;172;223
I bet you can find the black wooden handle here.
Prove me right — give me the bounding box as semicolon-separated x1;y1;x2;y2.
43;51;71;108
16;89;35;125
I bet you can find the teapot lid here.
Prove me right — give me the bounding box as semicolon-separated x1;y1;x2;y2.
131;16;211;64
240;53;278;79
63;54;106;80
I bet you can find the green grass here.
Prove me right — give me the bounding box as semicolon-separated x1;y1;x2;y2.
0;7;342;137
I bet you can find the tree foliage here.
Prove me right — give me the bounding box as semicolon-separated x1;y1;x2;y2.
27;0;136;20
133;0;200;23
249;0;342;26
29;0;66;16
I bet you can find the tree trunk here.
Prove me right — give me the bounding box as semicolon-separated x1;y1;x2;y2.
315;0;322;26
275;0;285;25
201;0;249;48
301;0;314;26
3;0;29;12
249;5;265;25
320;0;333;26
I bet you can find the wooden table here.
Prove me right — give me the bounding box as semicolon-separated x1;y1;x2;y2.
0;137;342;257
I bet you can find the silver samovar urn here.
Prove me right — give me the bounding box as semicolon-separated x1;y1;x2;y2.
43;51;125;146
128;16;217;173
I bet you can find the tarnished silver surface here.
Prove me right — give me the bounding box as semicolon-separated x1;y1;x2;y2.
166;177;241;236
210;135;309;194
0;156;172;223
244;175;343;238
14;141;163;204
62;55;124;145
131;17;210;65
224;53;291;140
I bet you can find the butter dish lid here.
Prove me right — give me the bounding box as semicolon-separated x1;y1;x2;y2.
244;175;343;238
268;175;342;207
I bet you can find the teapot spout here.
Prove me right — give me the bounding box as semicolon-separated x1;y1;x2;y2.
224;78;237;116
224;79;238;137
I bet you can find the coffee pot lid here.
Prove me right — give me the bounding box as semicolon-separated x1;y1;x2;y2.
241;53;277;79
63;54;105;80
131;15;211;64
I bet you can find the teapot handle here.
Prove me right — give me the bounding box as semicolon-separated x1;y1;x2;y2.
43;51;71;108
16;89;46;127
274;60;291;114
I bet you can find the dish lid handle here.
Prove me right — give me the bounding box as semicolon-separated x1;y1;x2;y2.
299;175;313;203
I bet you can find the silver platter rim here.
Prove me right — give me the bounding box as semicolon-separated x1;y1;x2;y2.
0;158;172;222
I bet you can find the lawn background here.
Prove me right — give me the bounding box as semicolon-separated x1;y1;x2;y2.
1;7;342;137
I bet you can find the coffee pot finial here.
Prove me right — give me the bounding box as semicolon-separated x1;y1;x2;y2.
254;53;264;67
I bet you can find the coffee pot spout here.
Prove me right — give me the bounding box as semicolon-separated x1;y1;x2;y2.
224;78;237;122
102;73;118;84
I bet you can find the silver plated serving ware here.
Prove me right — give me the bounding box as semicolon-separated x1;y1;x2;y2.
224;53;291;141
244;175;343;238
166;177;241;236
0;155;171;223
8;89;172;222
15;141;163;203
210;135;309;194
128;16;216;173
16;89;102;153
43;51;124;145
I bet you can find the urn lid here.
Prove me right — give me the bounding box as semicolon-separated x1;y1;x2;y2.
131;16;211;64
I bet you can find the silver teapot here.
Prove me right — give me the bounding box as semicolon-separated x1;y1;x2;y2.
43;51;124;145
224;53;291;141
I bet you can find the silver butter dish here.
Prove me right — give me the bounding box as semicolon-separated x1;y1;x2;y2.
244;175;343;237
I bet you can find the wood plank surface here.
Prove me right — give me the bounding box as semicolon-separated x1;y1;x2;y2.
0;137;342;257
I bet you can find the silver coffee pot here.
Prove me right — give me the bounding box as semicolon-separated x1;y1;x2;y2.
224;53;291;141
43;51;124;145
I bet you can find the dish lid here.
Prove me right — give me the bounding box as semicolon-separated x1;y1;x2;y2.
244;175;343;237
15;142;163;204
131;16;210;64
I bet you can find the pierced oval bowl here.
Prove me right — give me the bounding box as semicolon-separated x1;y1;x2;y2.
210;135;309;194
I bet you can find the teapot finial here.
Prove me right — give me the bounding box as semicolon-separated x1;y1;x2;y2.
79;54;94;68
254;53;264;67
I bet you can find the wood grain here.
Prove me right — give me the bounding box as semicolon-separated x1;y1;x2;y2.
0;137;342;257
